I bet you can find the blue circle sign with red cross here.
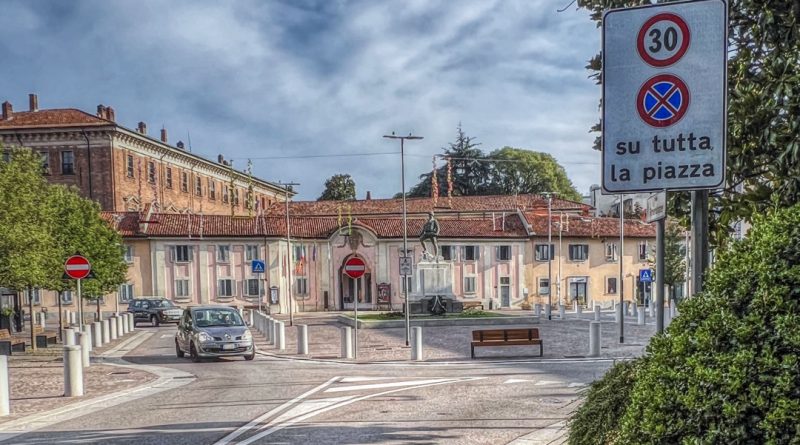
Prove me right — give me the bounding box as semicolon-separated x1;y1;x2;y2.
636;73;690;127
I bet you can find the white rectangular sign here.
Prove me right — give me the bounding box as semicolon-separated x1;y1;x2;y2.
646;191;667;223
602;0;727;193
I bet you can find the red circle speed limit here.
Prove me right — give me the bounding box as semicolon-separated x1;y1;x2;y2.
637;13;690;67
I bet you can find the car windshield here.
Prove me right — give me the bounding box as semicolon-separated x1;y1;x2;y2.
153;300;175;308
193;309;244;327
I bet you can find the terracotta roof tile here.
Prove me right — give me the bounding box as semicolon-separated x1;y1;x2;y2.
525;212;655;238
0;109;111;128
100;212;141;237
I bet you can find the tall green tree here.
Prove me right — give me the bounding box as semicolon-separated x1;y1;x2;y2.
318;174;356;201
578;0;800;244
647;221;687;303
486;147;581;201
0;148;59;350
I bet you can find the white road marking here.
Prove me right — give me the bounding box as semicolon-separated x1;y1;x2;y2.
213;376;340;445
238;377;486;444
504;378;534;384
534;380;562;386
324;378;452;393
160;334;172;339
568;382;587;388
339;376;394;383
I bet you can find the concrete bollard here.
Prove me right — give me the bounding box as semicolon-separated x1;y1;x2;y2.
670;304;677;318
81;325;92;353
39;312;47;329
615;304;622;323
632;304;639;319
64;328;76;346
128;313;135;332
63;345;84;397
558;304;566;320
534;304;542;318
101;319;111;344
589;321;601;357
623;301;630;317
270;318;277;345
594;305;601;321
0;356;8;416
544;304;552;319
92;322;102;348
649;301;655;317
341;326;353;359
77;332;90;368
297;325;308;355
411;326;423;361
109;317;118;340
637;306;645;326
118;315;126;336
69;311;77;326
576;304;583;317
247;309;254;327
276;322;286;350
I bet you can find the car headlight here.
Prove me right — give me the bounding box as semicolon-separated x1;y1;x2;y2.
242;330;252;341
197;332;212;343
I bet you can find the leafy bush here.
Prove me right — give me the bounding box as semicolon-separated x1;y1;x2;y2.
568;359;644;445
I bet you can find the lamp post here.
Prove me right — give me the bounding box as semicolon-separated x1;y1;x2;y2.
280;182;300;326
383;132;423;346
541;192;554;320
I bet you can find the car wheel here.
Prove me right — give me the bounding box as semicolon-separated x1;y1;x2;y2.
244;350;255;361
190;342;201;363
150;315;160;327
175;340;184;358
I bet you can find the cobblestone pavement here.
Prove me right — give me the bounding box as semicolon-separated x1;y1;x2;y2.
254;310;658;362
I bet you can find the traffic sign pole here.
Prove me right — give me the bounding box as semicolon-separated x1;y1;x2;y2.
656;217;666;333
77;278;83;331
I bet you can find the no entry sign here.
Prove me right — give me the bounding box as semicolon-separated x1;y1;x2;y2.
602;0;727;193
64;255;91;280
344;257;366;279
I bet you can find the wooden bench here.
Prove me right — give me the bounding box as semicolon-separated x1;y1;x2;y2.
471;328;543;359
33;326;58;348
0;329;26;355
462;301;485;311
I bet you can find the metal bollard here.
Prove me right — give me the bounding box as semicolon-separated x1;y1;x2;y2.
81;325;92;353
594;305;601;321
544;304;552;319
64;328;76;346
109;317;118;340
63;345;84;397
39;312;47;329
559;304;566;320
411;326;423;361
297;325;308;355
77;332;90;368
589;321;601;357
92;322;102;348
101;319;111;344
0;356;9;416
637;306;645;326
276;322;286;350
341;326;353;359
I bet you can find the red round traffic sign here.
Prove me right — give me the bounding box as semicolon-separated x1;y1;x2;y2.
637;12;690;67
64;255;91;280
344;257;366;279
636;74;690;128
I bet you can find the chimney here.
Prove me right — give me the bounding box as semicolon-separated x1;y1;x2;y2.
177;141;185;149
137;121;147;135
366;191;371;200
28;94;38;112
218;154;224;164
96;104;106;118
160;127;168;143
106;106;115;122
2;101;12;120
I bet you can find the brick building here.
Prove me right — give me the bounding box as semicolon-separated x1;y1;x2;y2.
0;94;290;215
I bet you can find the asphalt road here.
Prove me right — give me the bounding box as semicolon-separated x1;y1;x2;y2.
3;326;614;445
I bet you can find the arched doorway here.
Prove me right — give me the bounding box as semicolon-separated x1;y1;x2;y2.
339;255;373;310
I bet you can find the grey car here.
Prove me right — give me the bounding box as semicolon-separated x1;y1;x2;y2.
175;305;255;362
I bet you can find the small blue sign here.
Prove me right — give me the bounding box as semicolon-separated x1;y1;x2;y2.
639;268;653;283
251;260;265;274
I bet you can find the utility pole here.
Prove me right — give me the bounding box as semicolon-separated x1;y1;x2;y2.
543;192;554;319
383;132;423;346
690;190;709;296
619;194;625;344
280;182;300;326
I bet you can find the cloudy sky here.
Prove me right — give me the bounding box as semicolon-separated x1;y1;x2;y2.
0;0;603;200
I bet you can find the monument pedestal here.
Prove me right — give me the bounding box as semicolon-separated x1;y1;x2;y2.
410;259;458;314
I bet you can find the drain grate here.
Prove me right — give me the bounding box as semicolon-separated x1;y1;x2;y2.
108;371;131;375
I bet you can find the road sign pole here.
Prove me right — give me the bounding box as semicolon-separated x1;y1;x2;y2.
656;216;666;333
354;277;359;360
77;279;83;331
690;190;709;296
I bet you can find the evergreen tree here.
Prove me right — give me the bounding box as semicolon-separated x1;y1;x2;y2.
318;174;356;201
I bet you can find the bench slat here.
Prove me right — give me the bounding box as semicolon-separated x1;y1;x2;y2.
471;327;543;359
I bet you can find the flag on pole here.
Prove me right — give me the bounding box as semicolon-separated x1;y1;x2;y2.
431;156;439;207
312;245;317;262
447;157;453;208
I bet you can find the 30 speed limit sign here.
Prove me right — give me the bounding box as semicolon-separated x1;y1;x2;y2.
637;13;690;67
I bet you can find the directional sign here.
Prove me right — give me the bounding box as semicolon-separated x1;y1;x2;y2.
646;191;667;223
251;260;265;274
344;257;366;279
64;255;91;280
639;269;654;283
399;256;413;276
602;0;727;193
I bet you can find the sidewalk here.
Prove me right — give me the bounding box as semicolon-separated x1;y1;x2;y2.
253;311;657;362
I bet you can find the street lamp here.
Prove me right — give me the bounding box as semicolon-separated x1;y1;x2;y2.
541;192;554;320
383;132;423;346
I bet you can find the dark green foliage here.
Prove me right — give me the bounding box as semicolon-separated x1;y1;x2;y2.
318;174;356;201
593;205;800;444
568;359;643;445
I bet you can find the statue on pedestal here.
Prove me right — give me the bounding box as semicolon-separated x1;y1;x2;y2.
419;212;440;260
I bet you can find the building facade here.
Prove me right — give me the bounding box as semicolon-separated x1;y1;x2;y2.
0;94;290;215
